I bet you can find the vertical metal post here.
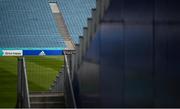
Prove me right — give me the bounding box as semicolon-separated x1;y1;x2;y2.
105;0;110;10
100;0;105;19
79;36;84;65
96;0;101;28
75;44;80;72
92;9;97;39
68;53;75;80
87;18;92;49
83;28;88;57
70;54;75;80
17;57;22;107
23;57;30;108
64;53;77;108
67;55;72;78
64;56;68;106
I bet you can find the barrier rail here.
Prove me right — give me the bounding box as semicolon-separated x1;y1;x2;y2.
17;57;30;108
64;54;77;108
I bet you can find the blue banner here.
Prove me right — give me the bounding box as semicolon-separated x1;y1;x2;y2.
23;50;64;56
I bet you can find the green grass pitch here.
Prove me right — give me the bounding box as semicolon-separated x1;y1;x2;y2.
0;56;64;108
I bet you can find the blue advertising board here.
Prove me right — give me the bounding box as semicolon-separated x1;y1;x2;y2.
0;49;64;56
23;50;64;56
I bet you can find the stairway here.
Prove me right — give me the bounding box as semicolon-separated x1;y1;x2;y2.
30;92;65;108
49;2;75;50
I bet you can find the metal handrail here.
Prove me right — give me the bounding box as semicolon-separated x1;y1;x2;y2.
22;57;30;108
64;54;77;108
17;57;30;108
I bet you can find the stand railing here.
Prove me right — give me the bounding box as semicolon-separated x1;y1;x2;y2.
64;54;77;108
16;57;30;108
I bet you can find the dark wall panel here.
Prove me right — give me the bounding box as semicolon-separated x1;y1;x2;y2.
154;24;168;107
103;0;123;21
155;24;180;107
124;0;153;22
124;24;153;107
76;31;101;107
155;0;180;107
76;0;180;107
155;0;180;21
100;23;124;107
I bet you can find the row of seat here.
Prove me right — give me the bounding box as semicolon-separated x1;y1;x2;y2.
0;0;66;49
0;35;66;48
0;0;98;49
56;0;96;44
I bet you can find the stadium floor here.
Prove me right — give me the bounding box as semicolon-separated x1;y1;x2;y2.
0;56;64;108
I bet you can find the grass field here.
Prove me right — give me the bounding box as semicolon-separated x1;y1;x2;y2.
0;56;64;108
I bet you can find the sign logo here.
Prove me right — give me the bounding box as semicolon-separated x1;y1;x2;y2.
2;50;22;56
39;51;46;56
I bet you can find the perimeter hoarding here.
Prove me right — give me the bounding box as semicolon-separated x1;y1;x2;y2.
0;49;64;56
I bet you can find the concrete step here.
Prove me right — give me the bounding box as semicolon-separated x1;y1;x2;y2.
30;95;64;103
30;92;65;108
30;92;64;97
30;101;65;108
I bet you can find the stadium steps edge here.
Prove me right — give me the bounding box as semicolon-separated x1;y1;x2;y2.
74;0;111;73
29;92;65;108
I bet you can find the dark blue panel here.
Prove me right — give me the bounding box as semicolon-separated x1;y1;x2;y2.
155;0;180;21
103;0;123;21
154;0;180;107
167;25;180;107
124;0;153;22
124;24;153;107
23;50;63;56
155;24;180;107
76;0;180;107
100;23;124;107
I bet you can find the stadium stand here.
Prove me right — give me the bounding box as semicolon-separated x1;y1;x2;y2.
55;0;96;44
0;0;110;108
0;0;66;53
